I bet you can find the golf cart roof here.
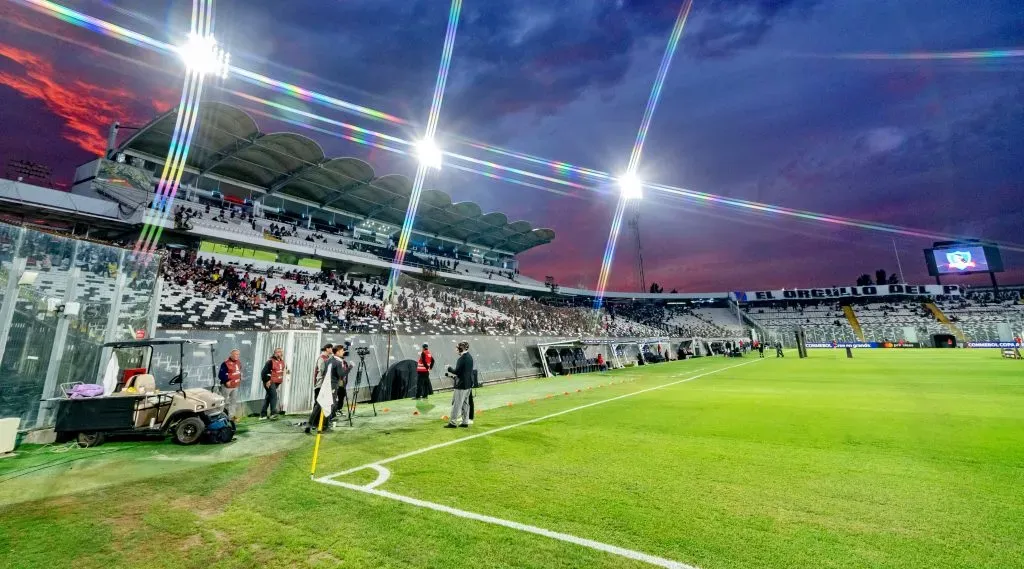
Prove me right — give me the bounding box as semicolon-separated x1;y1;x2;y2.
102;338;218;348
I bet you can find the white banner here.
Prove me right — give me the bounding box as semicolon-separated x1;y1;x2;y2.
736;284;960;302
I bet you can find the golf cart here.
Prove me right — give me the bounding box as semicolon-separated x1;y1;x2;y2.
52;338;235;447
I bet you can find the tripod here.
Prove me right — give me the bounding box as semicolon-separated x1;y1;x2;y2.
344;353;377;426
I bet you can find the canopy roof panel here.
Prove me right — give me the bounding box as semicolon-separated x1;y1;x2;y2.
119;102;555;254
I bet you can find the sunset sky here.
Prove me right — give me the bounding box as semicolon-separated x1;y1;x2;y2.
1;0;1021;292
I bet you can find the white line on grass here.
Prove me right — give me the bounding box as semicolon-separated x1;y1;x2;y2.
315;360;761;568
319;360;757;482
321;474;700;569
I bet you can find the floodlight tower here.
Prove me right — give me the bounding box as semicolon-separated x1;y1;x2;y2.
618;173;645;292
630;201;646;293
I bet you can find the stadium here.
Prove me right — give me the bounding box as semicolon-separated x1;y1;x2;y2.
1;1;1023;569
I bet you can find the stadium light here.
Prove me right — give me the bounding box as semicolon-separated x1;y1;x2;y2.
416;138;443;170
618;172;643;200
178;32;230;78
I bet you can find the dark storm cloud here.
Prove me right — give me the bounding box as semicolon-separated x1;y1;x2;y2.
682;0;823;58
216;0;818;127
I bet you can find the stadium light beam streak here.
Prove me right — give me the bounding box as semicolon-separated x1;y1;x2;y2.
595;0;692;309
387;0;462;300
13;0;175;53
135;0;216;259
228;90;409;146
230;67;407;126
645;181;1024;253
625;0;693;176
144;72;209;255
460;140;611;182
593;197;630;310
134;69;201;257
829;48;1024;61
242;105;588;200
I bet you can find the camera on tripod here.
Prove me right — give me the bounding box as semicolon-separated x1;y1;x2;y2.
355;346;371;357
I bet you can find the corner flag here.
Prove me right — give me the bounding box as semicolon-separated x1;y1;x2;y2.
310;365;335;477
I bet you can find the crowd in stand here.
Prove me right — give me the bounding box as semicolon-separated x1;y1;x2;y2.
160;251;604;336
173;202;526;283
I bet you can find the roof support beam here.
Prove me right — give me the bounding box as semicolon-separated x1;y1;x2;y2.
491;227;534;250
463;224;508;244
266;159;328;195
320;179;370;209
200;134;261;176
364;193;408;219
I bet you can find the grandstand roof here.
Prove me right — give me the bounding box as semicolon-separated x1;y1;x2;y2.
117;102;555;254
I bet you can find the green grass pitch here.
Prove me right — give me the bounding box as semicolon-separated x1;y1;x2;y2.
1;350;1022;568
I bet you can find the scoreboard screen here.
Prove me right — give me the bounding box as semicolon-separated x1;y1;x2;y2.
925;244;1003;276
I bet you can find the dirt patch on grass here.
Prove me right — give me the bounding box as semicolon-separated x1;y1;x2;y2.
308;551;342;567
189;453;285;519
179;533;203;551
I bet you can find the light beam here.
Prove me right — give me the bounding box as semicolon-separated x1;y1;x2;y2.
594;0;693;308
386;0;463;300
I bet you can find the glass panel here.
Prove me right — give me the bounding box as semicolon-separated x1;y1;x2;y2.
0;222;160;426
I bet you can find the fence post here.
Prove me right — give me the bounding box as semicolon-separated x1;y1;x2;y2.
0;228;27;367
38;262;82;427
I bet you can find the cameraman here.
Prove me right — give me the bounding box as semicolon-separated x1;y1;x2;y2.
444;341;474;428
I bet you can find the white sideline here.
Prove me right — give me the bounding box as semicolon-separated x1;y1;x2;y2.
321;475;700;569
319;359;757;482
315;360;761;568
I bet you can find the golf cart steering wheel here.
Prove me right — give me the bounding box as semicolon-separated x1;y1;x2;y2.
169;371;189;385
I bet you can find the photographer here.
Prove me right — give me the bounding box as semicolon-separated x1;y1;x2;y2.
445;341;474;428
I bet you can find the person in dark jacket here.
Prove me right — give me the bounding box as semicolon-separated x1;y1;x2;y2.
445;341;474;428
306;345;349;433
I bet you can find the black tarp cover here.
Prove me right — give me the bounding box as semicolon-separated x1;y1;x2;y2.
372;359;418;402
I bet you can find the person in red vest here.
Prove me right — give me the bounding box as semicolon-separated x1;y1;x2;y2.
596;353;606;371
416;343;435;399
260;347;288;420
217;349;242;421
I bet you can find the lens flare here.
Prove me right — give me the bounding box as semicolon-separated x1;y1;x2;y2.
13;0;175;53
387;0;463;299
134;0;216;259
594;197;630;308
830;48;1024;61
595;0;692;306
626;0;693;175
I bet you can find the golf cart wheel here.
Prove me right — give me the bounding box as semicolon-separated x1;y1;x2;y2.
172;417;205;445
77;432;105;448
